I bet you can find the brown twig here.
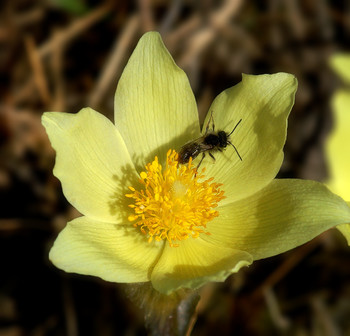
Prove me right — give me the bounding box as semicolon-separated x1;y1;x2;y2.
263;287;290;331
24;35;52;106
185;284;215;336
164;15;201;52
159;0;182;34
138;0;155;32
62;277;79;336
284;0;307;40
311;295;340;336
88;15;140;109
16;4;113;107
178;0;244;69
38;3;112;59
50;30;66;112
251;237;322;300
14;7;45;28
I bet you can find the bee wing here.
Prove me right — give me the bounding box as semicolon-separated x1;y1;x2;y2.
197;143;213;151
180;135;205;149
181;137;203;149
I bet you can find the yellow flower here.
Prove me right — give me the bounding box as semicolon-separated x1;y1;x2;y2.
326;53;350;244
42;32;350;294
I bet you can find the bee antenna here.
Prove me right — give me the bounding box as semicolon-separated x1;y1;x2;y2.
228;119;242;136
228;141;242;161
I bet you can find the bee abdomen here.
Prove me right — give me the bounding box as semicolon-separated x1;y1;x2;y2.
178;143;201;164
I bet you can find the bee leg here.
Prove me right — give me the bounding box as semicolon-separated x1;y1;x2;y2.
209;152;216;161
195;153;206;176
204;111;215;134
210;110;215;132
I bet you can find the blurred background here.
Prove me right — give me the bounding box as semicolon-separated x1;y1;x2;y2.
1;0;350;335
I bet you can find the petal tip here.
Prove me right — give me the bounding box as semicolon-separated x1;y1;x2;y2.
41;112;55;128
138;31;163;45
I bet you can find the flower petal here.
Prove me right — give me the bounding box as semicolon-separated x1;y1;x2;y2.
42;108;138;223
337;222;350;246
49;216;163;282
330;53;350;84
114;31;199;169
151;238;252;294
200;73;297;204
325;90;350;201
203;179;350;260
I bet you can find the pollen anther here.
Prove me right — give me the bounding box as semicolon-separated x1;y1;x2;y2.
126;149;225;247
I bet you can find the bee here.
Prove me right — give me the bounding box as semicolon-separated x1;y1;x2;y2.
178;112;242;170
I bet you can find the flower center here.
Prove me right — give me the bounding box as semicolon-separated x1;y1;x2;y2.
126;149;225;247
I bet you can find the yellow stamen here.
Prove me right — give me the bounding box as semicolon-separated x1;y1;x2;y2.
126;149;225;247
